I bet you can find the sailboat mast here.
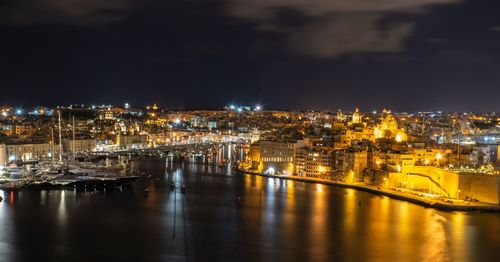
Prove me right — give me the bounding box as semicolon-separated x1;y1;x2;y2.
72;115;76;160
51;127;55;163
58;110;63;162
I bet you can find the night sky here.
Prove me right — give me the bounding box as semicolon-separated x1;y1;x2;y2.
1;0;499;112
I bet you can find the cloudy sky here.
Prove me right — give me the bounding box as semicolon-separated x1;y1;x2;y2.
0;0;499;111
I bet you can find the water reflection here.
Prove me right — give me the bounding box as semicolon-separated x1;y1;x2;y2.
1;159;500;261
310;183;327;260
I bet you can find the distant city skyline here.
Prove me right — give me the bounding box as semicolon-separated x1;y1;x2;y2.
0;102;497;113
0;102;496;113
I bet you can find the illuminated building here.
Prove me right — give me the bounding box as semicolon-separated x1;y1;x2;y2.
256;140;305;175
99;109;115;120
0;144;7;165
6;143;58;161
13;125;34;136
248;143;262;170
387;152;414;172
374;109;407;142
339;149;368;182
345;127;375;144
207;121;218;130
387;166;500;204
350;108;362;124
115;134;148;149
62;138;97;153
0;124;13;136
336;110;345;122
295;148;334;179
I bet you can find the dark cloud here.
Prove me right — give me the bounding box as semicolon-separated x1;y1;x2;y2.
288;14;415;58
225;0;461;58
0;0;139;26
490;26;500;32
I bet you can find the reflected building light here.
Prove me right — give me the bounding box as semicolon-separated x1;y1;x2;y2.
316;184;324;193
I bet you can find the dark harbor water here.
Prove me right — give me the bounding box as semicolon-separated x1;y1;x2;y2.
1;159;500;262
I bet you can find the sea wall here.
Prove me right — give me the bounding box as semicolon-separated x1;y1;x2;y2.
388;166;500;204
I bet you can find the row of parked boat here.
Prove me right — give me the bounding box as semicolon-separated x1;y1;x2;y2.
0;160;139;191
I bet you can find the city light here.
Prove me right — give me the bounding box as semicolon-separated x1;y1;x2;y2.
436;153;442;160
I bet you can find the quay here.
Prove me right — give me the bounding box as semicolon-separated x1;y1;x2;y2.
237;168;500;212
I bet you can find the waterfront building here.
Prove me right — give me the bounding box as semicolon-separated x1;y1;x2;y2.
256;140;308;175
6;143;57;161
248;143;262;171
62;138;97;153
295;148;334;179
115;134;148;149
387;166;500;204
0;144;7;165
334;148;368;182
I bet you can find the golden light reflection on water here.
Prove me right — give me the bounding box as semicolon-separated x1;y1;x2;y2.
309;182;328;260
57;190;67;226
286;180;295;208
419;211;448;262
315;184;323;193
281;178;296;255
241;173;487;262
448;212;468;261
343;189;357;235
398;202;410;237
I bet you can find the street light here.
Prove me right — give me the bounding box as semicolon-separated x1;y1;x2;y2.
436;153;442;167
